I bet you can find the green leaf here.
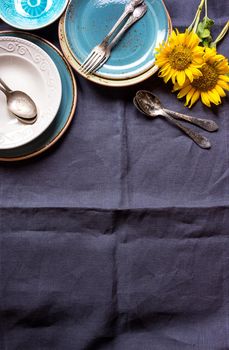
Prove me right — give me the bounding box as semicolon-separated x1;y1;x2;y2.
204;17;214;28
203;37;212;46
201;29;210;38
197;16;214;47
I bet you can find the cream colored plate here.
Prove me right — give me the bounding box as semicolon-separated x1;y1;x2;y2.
0;36;62;149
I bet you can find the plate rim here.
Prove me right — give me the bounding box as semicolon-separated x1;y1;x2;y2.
64;0;170;80
0;34;62;150
0;0;70;30
0;30;77;162
59;0;172;87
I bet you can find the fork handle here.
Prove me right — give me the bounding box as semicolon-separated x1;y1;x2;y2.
164;108;219;132
109;5;147;50
102;0;143;44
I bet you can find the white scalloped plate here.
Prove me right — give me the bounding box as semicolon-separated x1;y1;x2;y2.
0;36;62;149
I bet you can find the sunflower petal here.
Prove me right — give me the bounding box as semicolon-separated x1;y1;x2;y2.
218;75;229;82
218;80;229;90
191;67;203;77
189;90;200;108
215;85;226;97
201;92;211;107
185;68;194;82
185;87;195;106
177;84;192;98
172;81;181;91
211;89;222;104
171;73;177;84
208;90;221;105
164;69;175;83
177;71;186;86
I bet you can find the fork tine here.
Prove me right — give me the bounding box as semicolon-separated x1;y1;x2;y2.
84;54;103;75
86;54;105;74
80;54;93;71
80;51;96;72
91;56;108;73
89;57;106;74
82;52;100;74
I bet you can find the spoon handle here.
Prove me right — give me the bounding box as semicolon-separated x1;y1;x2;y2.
165;108;219;132
0;85;9;97
109;4;147;50
161;111;211;149
102;0;143;45
0;78;12;93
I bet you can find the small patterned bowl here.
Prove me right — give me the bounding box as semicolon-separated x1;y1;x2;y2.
0;0;69;30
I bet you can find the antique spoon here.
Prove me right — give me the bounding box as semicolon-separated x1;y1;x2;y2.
134;91;211;149
135;91;218;132
0;78;37;124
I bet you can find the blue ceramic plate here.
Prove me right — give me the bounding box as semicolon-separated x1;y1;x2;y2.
64;0;170;80
0;31;77;162
0;0;69;30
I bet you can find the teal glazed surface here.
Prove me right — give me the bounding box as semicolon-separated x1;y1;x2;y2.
0;32;75;159
65;0;169;79
0;0;68;30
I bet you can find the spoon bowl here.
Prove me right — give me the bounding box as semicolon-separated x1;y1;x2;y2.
7;90;37;120
136;90;159;118
0;78;37;123
133;96;153;118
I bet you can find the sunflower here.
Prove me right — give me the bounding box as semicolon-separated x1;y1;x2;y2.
174;47;229;108
155;29;204;86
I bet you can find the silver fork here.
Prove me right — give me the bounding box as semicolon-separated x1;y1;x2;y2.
81;3;147;75
80;0;144;74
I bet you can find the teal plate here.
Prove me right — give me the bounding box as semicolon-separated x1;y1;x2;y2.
0;31;77;162
0;0;69;30
64;0;170;80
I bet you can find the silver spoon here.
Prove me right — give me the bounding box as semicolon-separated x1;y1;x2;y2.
0;78;37;124
136;91;218;132
134;91;211;149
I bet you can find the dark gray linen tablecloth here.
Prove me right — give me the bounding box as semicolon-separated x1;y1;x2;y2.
0;0;229;349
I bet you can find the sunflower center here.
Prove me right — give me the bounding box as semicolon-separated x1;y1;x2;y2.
192;63;218;91
169;46;192;70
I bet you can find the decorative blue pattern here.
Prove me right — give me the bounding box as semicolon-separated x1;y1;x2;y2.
0;0;68;30
15;0;52;18
0;32;76;159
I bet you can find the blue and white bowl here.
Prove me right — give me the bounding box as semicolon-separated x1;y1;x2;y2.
0;0;69;30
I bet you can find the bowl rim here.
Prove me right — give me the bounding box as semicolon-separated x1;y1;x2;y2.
0;34;63;150
58;0;173;87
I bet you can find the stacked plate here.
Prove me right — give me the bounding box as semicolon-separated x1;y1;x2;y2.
0;0;172;161
59;0;172;87
0;32;77;162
